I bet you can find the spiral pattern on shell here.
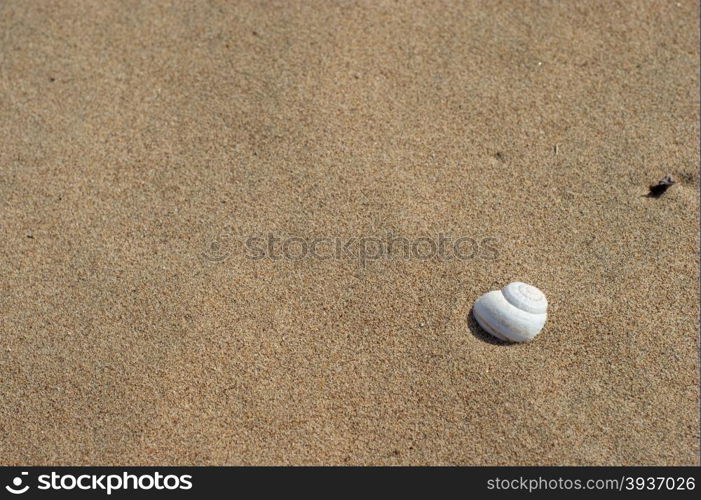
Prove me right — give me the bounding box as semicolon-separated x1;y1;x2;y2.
472;282;548;343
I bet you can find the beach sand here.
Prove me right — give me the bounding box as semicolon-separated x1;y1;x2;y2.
1;0;698;465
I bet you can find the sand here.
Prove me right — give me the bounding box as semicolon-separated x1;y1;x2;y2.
0;0;698;465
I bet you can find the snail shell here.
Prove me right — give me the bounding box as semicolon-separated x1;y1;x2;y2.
473;282;548;342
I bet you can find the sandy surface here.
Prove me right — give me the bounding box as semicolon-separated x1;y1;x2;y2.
1;0;698;465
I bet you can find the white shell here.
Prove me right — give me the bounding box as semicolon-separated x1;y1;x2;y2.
473;282;548;342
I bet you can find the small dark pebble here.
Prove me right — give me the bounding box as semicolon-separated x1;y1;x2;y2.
648;175;675;198
26;234;33;238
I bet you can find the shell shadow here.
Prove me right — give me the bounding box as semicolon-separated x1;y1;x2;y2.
467;306;517;346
